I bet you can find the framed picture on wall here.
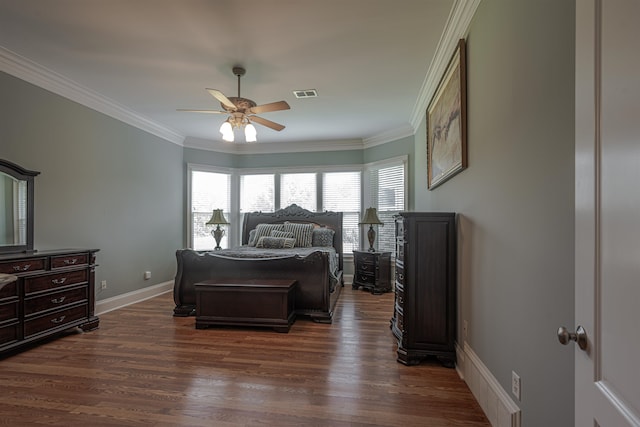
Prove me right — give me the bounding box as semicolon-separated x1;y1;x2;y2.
427;38;467;189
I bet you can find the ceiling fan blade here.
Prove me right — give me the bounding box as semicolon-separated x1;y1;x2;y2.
249;100;291;114
206;88;236;110
176;109;226;114
250;115;286;131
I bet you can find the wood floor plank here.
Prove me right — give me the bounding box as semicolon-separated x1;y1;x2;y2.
0;286;489;426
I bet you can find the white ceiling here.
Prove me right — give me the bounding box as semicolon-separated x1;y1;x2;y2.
0;0;461;150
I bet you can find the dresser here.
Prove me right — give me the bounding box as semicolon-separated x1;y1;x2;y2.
0;249;99;356
352;250;392;294
391;212;456;367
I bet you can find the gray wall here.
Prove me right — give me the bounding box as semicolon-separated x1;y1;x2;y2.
415;1;575;425
0;71;184;300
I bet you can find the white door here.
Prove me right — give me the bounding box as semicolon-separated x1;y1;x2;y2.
574;0;640;425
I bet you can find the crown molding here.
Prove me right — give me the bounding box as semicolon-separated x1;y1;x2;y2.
183;136;365;154
0;46;185;146
363;124;415;149
410;0;481;131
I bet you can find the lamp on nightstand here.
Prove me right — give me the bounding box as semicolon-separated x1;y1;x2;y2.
359;207;383;252
206;209;229;250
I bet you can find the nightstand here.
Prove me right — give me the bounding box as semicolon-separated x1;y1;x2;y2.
352;250;392;294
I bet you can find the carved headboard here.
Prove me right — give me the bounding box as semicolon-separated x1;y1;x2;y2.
241;204;344;272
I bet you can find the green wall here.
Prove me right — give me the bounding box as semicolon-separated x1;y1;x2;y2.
0;71;184;300
414;1;576;425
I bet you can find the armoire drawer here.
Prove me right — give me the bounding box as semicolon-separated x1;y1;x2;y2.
0;281;17;300
0;321;19;346
0;301;19;323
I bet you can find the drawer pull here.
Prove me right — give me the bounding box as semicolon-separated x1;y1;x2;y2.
397;273;404;281
52;277;67;285
50;315;66;324
64;258;78;265
51;296;66;304
361;264;370;271
13;264;31;272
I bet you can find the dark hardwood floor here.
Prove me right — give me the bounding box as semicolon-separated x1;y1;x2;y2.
1;286;490;426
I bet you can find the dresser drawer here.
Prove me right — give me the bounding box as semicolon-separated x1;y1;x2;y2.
0;301;19;323
0;321;19;346
395;285;405;307
24;286;88;317
51;253;89;269
24;269;88;295
0;281;17;300
24;304;88;338
0;257;46;275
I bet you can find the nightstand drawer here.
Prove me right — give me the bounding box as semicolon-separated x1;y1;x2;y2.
355;272;375;285
24;269;88;295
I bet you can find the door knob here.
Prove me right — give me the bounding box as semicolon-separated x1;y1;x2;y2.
557;325;588;350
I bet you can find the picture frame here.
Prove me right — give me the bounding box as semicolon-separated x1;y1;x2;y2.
427;38;467;189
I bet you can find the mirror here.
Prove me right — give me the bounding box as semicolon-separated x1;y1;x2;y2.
0;160;40;254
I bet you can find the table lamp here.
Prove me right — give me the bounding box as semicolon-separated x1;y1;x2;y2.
206;209;230;250
359;207;383;252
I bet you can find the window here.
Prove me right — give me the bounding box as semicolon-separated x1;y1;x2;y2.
240;174;274;212
190;170;230;250
281;173;316;211
323;171;361;253
367;158;406;255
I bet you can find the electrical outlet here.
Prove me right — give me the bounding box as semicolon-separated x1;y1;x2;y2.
100;280;107;290
512;371;521;401
144;271;151;280
463;320;468;338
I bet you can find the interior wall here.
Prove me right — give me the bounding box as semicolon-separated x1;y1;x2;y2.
0;71;184;301
414;1;575;425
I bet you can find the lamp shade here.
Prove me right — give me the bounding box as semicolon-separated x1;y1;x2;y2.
220;121;234;142
244;123;257;142
359;207;383;225
206;209;229;225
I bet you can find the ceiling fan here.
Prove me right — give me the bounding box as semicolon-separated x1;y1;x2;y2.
178;66;290;142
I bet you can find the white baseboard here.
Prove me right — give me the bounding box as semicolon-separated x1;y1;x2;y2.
96;280;173;315
344;274;354;285
456;342;521;427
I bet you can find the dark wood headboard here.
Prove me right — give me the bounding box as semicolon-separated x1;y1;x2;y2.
241;204;344;272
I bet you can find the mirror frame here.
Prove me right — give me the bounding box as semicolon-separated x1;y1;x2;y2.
0;159;40;254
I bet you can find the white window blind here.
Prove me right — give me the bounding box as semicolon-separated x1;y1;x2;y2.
191;170;230;250
240;174;274;212
281;173;317;211
369;163;405;255
323;171;361;253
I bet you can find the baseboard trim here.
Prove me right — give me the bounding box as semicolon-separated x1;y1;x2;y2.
96;281;173;315
456;342;522;427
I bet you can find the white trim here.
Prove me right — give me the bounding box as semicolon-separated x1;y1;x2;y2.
183;136;365;154
363;125;416;148
457;341;521;427
410;0;482;131
0;46;185;146
96;281;173;315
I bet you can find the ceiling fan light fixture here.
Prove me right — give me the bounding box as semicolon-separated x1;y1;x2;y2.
220;121;234;142
244;123;257;142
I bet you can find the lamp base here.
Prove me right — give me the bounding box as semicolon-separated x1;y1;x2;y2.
212;226;225;251
367;225;376;252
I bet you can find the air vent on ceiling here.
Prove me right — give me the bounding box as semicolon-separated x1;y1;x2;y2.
293;89;318;99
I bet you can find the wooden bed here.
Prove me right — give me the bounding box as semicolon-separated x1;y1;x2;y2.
173;204;344;323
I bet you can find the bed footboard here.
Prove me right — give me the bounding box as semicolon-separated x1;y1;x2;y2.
173;249;341;322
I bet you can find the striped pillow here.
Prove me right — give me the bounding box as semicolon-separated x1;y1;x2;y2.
271;230;295;239
283;222;314;247
250;223;285;247
256;236;296;249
